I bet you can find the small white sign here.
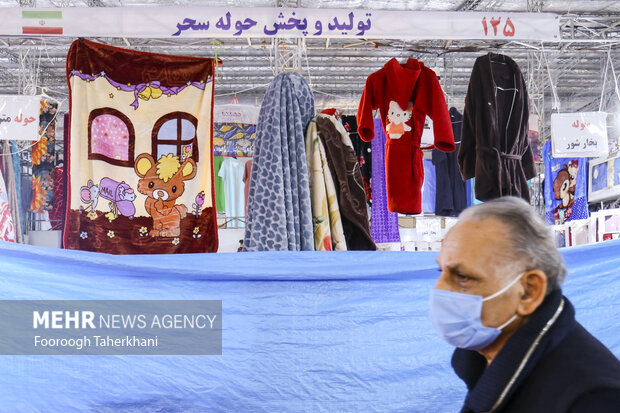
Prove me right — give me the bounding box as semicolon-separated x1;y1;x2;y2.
213;104;259;124
416;217;442;242
551;112;608;158
420;117;434;149
0;95;40;141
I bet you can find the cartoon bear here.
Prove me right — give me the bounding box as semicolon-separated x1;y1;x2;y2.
386;100;413;139
134;153;197;238
567;160;579;193
553;165;574;224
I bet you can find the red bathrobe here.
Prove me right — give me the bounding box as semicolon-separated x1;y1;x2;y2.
357;58;455;214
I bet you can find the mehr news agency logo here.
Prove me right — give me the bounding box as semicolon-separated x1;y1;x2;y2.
32;309;218;350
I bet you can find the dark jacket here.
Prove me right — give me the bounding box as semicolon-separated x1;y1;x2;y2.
433;107;468;216
452;289;620;413
342;115;372;205
458;53;537;202
316;116;376;251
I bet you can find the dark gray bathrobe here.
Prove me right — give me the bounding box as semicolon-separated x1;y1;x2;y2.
458;52;536;202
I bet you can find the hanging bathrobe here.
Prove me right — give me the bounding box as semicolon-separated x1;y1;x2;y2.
243;72;315;251
357;58;455;214
458;53;536;202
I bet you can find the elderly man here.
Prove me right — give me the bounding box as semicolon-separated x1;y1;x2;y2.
431;196;620;412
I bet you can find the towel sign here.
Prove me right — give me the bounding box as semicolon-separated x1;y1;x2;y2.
0;8;559;41
551;112;608;158
0;95;40;141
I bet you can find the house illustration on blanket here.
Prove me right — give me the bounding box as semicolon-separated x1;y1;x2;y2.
63;39;218;254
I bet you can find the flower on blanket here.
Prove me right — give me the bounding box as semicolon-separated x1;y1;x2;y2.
30;175;47;212
31;136;49;166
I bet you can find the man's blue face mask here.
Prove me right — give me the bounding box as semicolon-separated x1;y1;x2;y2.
429;272;524;351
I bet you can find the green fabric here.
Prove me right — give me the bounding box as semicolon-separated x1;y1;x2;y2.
214;156;226;212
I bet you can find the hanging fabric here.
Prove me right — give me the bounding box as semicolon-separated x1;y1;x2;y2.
543;141;589;225
5;141;24;243
30;100;58;213
63;39;218;254
342;115;372;204
243;72;315;251
218;157;246;228
306;116;347;251
242;159;252;215
433;107;468;216
213;104;259;157
422;159;436;214
0;168;15;242
49;113;71;235
370;118;401;244
5;141;24;242
45;105;66;231
0;141;16;242
316;115;375;250
49;165;65;230
213;156;226;213
458;52;536;202
357;58;455;214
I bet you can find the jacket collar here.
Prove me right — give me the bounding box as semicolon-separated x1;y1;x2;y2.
452;289;575;413
484;52;525;156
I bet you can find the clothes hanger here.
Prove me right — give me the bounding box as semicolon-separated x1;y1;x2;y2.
39;86;65;103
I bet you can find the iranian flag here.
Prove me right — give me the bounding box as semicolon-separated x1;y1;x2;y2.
22;10;63;35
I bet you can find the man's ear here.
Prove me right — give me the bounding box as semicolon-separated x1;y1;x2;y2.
517;270;548;317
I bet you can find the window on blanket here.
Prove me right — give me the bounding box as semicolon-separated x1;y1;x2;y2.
151;112;199;163
88;108;135;167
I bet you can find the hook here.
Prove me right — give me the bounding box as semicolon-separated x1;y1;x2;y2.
38;86;65;103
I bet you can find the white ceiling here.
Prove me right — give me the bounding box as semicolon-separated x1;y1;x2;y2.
0;0;618;135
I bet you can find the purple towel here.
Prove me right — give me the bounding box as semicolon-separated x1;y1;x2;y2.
371;118;401;243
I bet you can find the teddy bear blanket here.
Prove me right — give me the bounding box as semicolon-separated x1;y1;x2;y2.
63;39;218;254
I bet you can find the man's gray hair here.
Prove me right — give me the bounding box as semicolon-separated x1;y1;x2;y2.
458;196;567;294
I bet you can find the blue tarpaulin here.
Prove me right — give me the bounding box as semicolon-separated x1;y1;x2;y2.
0;239;619;412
